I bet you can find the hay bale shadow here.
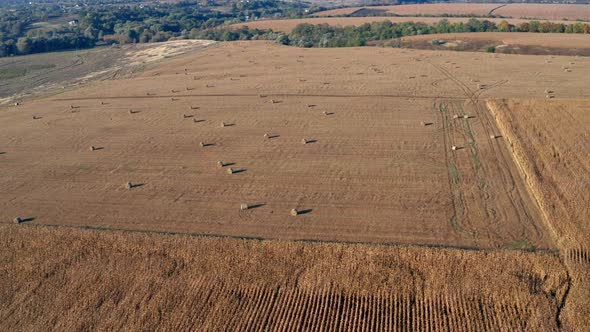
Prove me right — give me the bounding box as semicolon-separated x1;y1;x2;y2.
298;209;313;215
16;217;36;224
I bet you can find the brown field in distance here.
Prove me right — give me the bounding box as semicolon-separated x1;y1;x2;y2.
384;32;590;57
313;3;590;21
400;32;590;49
314;3;498;17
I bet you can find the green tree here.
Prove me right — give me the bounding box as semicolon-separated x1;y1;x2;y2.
16;37;32;54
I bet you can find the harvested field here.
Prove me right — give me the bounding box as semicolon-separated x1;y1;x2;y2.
404;32;590;49
232;16;575;33
383;32;590;57
0;225;569;330
2;41;582;249
313;3;590;21
493;3;590;21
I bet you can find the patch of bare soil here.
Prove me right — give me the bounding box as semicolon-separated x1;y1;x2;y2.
0;40;215;106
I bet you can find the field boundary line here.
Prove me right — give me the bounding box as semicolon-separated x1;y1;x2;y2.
51;93;465;101
4;222;561;254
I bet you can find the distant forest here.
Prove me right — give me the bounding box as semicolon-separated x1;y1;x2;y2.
220;19;590;47
0;0;300;57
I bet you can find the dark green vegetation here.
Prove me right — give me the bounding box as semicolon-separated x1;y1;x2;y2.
0;0;299;57
278;19;590;47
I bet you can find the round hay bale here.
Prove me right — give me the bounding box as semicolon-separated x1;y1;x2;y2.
125;182;133;189
301;138;308;144
490;135;496;139
90;146;96;151
217;161;224;168
453;115;459;119
13;217;22;224
221;122;226;127
264;133;269;139
451;146;458;151
240;203;249;211
227;168;234;175
463;115;469;119
290;209;299;216
199;142;205;147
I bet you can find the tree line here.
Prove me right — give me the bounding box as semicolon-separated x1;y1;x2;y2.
221;18;590;47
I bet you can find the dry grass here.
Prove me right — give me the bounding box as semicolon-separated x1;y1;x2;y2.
0;225;568;330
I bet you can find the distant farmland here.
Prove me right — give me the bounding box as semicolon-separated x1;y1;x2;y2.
313;3;590;21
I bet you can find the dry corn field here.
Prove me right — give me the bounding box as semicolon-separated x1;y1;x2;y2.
1;40;589;330
0;225;570;331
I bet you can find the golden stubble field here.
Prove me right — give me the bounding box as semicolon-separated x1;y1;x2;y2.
4;41;589;248
1;40;590;329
